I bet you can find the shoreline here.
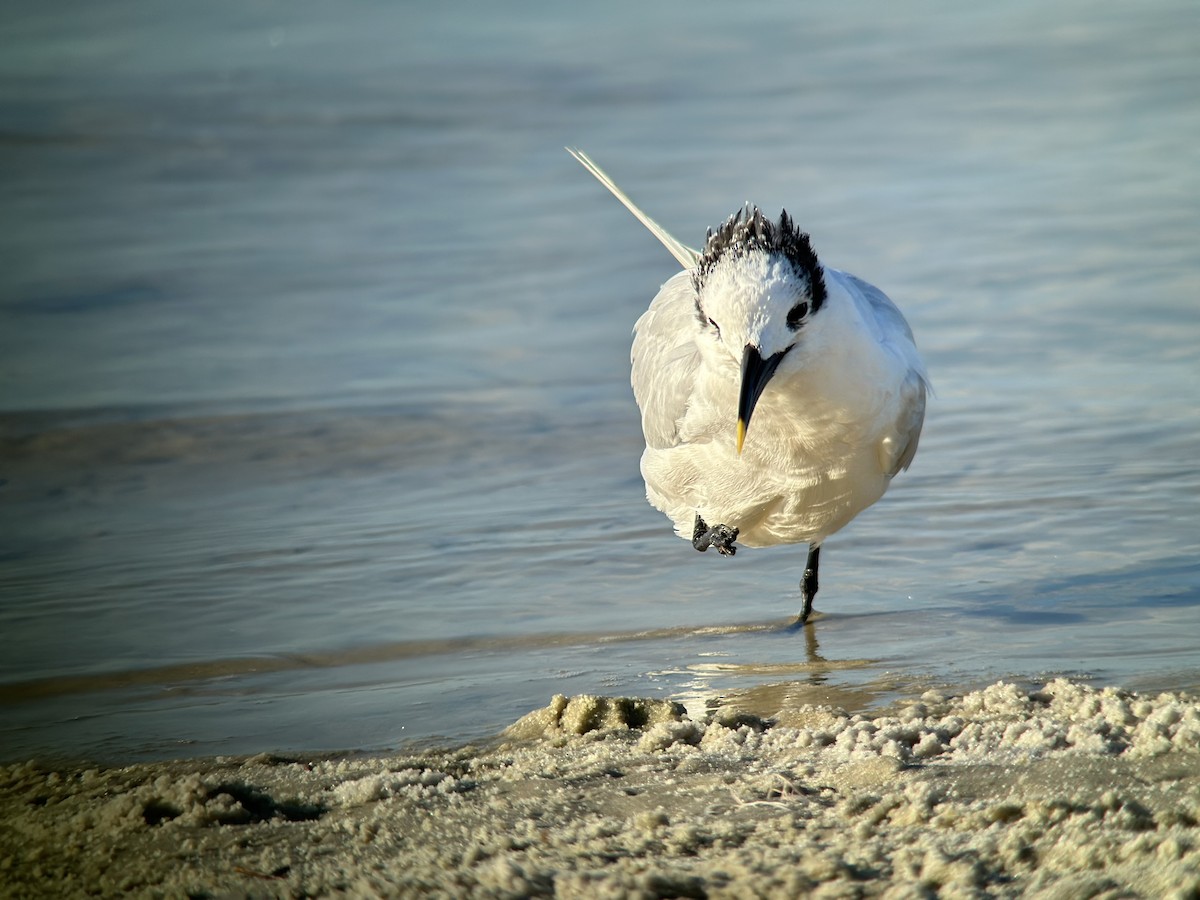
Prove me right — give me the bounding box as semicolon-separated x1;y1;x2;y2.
2;678;1198;897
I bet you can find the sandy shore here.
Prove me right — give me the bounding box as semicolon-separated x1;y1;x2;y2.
2;678;1198;898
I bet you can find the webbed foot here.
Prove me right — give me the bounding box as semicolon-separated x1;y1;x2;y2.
692;515;739;556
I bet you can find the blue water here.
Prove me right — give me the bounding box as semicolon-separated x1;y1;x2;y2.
1;0;1198;762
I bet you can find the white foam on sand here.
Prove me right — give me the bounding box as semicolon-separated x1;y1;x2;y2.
1;679;1198;897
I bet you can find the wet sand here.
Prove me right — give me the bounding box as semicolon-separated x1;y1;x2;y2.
2;679;1198;898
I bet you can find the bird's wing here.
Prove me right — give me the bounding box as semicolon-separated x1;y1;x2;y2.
833;269;917;344
631;271;703;449
566;148;700;270
828;268;929;476
887;371;927;475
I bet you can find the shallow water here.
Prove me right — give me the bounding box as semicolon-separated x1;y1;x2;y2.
1;0;1198;762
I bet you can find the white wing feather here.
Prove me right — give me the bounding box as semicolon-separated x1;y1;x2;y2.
566;149;699;270
879;369;927;476
631;271;702;450
828;268;929;476
833;269;918;344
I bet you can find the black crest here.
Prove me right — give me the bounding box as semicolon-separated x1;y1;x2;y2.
692;206;826;321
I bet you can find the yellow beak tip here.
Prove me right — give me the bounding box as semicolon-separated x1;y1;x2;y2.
736;419;747;456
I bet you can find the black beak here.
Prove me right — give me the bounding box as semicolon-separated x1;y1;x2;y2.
737;344;789;455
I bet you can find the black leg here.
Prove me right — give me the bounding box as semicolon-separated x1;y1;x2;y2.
691;514;739;556
798;544;820;623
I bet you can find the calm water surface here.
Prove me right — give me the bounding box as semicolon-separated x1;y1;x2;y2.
1;0;1198;762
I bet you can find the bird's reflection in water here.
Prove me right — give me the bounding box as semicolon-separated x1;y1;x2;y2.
672;617;920;727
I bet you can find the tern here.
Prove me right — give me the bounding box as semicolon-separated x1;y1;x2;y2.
568;149;929;624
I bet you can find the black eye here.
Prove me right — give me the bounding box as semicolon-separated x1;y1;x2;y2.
707;317;721;338
786;301;809;331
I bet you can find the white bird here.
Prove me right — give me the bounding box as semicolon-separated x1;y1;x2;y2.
568;149;928;623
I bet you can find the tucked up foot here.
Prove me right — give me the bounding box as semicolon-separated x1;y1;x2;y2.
692;515;739;556
796;544;821;623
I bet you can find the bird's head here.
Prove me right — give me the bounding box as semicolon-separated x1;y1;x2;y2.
692;206;827;454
